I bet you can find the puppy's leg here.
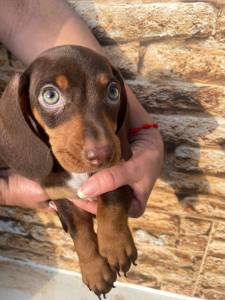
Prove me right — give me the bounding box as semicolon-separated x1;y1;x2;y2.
54;199;116;296
97;187;138;276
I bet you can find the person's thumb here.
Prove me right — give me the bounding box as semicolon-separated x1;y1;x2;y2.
77;162;130;199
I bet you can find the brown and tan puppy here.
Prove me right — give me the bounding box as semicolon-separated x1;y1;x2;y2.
0;45;137;298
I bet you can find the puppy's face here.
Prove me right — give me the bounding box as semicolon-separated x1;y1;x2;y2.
26;46;125;173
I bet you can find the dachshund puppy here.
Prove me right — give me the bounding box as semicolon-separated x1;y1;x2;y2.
0;45;137;297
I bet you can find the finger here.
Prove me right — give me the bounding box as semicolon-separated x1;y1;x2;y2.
128;180;151;218
5;173;49;208
72;198;97;215
36;200;52;210
128;197;145;218
77;161;133;199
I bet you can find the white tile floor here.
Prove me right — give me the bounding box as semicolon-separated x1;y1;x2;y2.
0;256;199;300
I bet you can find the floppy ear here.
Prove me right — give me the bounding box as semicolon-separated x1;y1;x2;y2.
112;67;132;161
0;73;53;181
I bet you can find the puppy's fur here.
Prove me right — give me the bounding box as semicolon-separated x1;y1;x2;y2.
0;45;137;297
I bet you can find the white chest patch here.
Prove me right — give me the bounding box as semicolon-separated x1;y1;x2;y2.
65;172;89;194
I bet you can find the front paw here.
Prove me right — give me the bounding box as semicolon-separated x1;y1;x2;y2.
80;255;117;297
98;225;137;275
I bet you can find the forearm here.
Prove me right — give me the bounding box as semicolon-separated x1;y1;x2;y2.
0;0;102;64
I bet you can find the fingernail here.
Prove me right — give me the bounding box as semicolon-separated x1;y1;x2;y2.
49;201;57;211
77;179;98;199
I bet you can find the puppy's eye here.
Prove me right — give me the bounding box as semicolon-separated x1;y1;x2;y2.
107;82;120;102
38;85;65;112
42;88;60;105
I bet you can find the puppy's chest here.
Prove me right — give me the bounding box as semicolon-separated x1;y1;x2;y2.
44;172;89;200
65;172;89;192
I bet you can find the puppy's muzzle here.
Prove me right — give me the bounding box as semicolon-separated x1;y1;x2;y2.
83;142;115;167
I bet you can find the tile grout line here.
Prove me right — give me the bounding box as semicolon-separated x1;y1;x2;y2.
191;221;215;297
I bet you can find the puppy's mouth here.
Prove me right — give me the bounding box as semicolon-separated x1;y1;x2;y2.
55;149;120;173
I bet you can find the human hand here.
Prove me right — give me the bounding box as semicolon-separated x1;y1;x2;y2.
0;169;49;209
72;125;164;218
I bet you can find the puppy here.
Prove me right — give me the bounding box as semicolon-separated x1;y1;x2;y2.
0;45;137;297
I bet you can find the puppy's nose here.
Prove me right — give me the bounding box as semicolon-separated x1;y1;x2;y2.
84;145;113;166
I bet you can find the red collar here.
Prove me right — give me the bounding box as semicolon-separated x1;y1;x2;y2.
129;123;159;136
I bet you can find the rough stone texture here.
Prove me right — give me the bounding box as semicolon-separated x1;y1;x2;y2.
175;146;225;175
148;188;225;221
128;79;225;117
215;6;225;43
152;114;225;147
104;42;139;78
158;171;225;198
69;2;216;43
0;1;225;299
142;41;225;84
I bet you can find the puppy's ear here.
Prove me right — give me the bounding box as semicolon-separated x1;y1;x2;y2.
112;67;132;161
0;73;53;181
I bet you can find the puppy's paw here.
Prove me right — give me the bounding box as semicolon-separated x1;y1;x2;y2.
98;225;137;275
80;256;117;297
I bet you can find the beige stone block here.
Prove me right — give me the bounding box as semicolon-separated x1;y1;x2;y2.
197;289;225;300
180;218;211;236
133;226;177;248
129;79;225;117
178;218;211;252
132;204;209;252
138;243;201;270
175;146;225;175
30;225;73;247
0;248;58;268
69;2;216;42
212;222;225;240
157;171;225;198
204;256;225;276
142;42;225;84
148;187;225;220
0;232;57;256
178;195;225;220
0;230;80;270
104;42;139;78
135;243;202;283
208;239;225;258
216;6;225;38
178;235;208;253
198;273;225;293
152;114;225;147
0;206;61;228
131;210;179;236
147;189;184;213
0;247;80;271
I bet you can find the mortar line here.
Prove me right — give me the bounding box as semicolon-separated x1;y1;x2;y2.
191;221;215;297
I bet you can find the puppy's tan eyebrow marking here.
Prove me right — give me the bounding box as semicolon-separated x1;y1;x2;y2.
98;73;110;86
55;75;69;90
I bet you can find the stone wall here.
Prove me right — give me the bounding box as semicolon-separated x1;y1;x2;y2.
1;1;225;299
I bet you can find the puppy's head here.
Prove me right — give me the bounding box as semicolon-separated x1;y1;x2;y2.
0;45;129;178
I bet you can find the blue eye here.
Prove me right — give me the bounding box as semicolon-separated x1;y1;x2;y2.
42;88;60;105
107;82;120;101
